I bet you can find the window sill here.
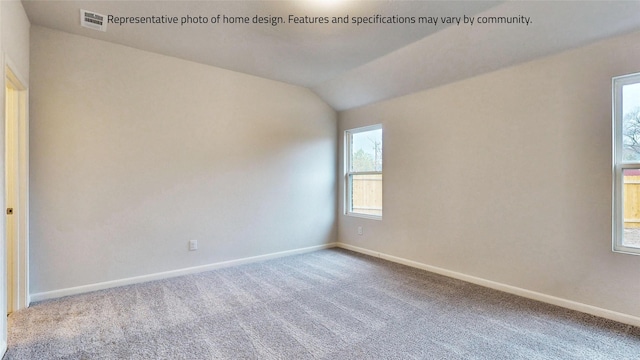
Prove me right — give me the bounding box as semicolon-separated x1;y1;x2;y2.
345;212;382;221
612;246;640;256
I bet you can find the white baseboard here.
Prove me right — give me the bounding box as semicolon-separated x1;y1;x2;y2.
30;243;338;302
28;241;640;328
337;243;640;328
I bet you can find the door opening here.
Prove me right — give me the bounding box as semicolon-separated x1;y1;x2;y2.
5;64;28;316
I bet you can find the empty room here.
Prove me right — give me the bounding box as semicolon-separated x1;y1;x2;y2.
1;0;639;358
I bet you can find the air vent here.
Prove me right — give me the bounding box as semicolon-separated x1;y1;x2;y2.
80;9;107;32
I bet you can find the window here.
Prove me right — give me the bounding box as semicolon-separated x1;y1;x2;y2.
613;73;640;255
345;125;382;218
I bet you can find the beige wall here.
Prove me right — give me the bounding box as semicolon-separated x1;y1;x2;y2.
29;26;337;294
2;0;30;81
338;30;640;318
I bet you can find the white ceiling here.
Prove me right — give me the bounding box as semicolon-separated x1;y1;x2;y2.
21;0;640;110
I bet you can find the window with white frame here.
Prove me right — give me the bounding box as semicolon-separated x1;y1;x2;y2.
345;125;382;218
612;73;640;255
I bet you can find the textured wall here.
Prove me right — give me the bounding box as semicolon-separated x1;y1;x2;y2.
338;30;640;318
29;26;337;293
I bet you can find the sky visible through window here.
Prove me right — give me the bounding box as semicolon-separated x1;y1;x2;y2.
623;83;640;115
622;83;640;161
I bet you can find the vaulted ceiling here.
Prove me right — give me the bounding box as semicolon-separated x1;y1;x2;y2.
21;0;640;110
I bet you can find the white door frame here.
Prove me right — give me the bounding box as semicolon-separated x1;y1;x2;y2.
4;56;29;316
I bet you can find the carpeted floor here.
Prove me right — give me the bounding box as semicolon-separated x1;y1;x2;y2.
4;248;640;359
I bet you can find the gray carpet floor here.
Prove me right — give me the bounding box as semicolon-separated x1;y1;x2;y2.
4;248;640;359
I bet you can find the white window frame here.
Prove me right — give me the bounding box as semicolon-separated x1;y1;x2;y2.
345;124;382;220
612;72;640;255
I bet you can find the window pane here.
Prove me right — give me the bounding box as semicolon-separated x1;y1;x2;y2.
351;174;382;216
623;169;640;248
622;83;640;161
350;129;382;172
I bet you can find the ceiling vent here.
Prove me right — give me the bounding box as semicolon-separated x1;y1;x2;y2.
80;9;107;32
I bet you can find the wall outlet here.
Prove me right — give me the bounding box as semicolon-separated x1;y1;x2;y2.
357;226;363;235
189;239;198;251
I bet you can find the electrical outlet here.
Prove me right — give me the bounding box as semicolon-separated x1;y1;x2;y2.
189;239;198;251
357;226;363;235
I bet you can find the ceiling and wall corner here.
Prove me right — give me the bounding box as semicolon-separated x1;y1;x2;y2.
20;0;640;111
313;1;640;110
